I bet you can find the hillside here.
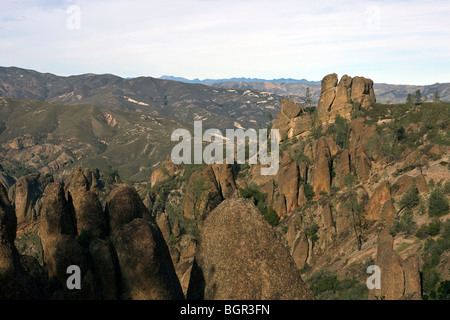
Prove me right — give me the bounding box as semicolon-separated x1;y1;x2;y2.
0;97;187;181
0;66;282;131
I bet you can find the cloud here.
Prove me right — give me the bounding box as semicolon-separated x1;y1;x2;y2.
0;0;449;84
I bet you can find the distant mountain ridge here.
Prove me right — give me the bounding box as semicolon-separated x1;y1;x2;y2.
161;74;450;104
159;75;321;85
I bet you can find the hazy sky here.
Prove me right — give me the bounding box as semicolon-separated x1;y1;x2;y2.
1;0;449;85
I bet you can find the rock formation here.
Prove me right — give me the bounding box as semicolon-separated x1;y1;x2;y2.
187;198;314;300
8;173;53;225
183;166;223;221
369;231;421;300
104;184;152;234
67;168;107;238
112;218;184;300
317;73;375;124
272;99;312;141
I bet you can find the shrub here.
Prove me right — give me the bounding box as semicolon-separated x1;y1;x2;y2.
435;280;450;300
306;270;368;300
263;206;279;226
304;183;315;201
344;174;357;188
399;186;420;210
428;188;449;217
304;222;320;244
416;219;442;239
334;115;350;149
310;124;323;139
422;269;441;297
391;210;417;237
239;184;266;204
240;185;279;226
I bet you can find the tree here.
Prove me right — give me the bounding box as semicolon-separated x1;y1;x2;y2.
428;188;449;217
304;183;315;201
415;90;423;105
406;94;415;106
334;115;350;149
305;87;313;108
189;175;209;220
433;91;441;103
399;186;420;211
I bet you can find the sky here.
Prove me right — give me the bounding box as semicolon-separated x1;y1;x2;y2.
0;0;449;85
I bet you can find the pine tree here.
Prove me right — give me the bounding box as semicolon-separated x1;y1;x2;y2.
305;87;312;108
415;90;422;105
433;91;441;103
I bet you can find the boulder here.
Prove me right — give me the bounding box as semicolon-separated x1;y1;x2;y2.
272;99;311;142
151;157;181;188
112;218;184;300
89;239;120;300
291;233;309;270
105;184;152;234
183;166;222;221
391;174;428;198
351;76;376;109
187;198;314;300
365;181;392;222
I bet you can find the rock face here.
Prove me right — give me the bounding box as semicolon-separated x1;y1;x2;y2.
211;164;237;199
0;183;45;299
105;184;152;234
278;162;299;214
365;181;395;225
317;74;375;124
67;168;107;238
272;99;311;142
39;182;77;278
112;218;184;300
0;170;16;190
89;239;120;300
187;198;314;300
150;157;181;188
369;231;421;300
183;166;223;221
8;173;54;225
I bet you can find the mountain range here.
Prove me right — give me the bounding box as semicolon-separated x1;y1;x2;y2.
0;66;282;131
161;75;450;104
159;75;321;85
